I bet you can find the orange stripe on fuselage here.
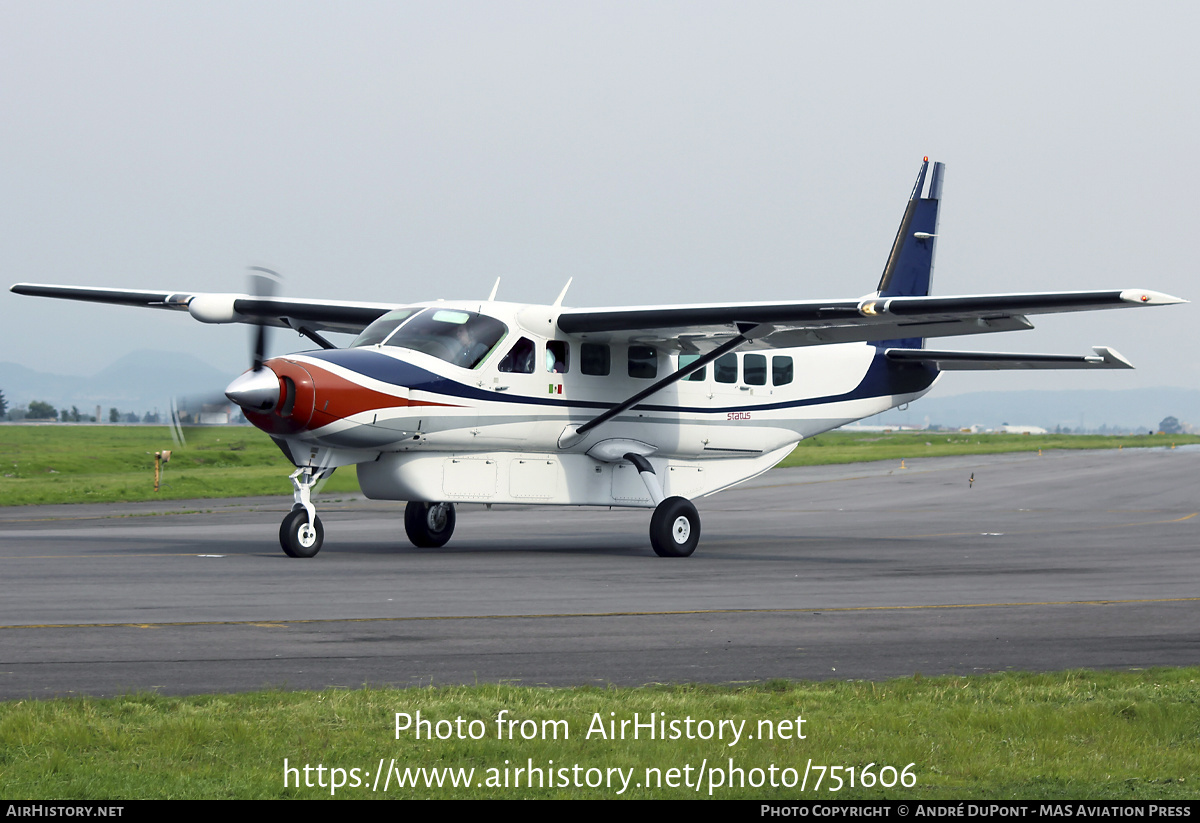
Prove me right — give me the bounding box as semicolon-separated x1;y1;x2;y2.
244;358;459;437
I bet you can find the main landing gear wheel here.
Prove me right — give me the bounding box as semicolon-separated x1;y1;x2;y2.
650;496;700;558
405;501;456;548
280;508;324;558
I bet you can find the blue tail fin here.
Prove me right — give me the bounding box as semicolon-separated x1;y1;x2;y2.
876;158;944;299
876;158;944;352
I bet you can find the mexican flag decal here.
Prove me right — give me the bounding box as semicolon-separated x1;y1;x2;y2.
548;383;563;395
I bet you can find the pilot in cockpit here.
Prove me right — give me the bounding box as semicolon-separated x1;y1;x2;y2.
454;324;490;369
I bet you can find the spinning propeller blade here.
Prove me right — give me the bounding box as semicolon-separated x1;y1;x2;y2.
247;266;282;372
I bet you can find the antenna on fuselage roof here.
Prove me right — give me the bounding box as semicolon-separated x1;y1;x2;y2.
487;277;501;301
553;277;573;307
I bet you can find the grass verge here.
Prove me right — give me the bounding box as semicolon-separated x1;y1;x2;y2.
1;670;1197;799
777;431;1200;468
3;426;1197;508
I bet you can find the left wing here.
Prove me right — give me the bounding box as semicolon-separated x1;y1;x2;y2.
10;283;395;335
556;289;1184;351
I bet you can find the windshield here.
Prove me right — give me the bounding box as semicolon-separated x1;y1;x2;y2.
379;308;507;369
351;309;418;348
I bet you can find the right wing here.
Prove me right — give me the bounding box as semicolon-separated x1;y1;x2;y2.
556;289;1184;352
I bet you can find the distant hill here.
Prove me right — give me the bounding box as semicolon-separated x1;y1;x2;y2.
865;387;1200;432
0;351;234;416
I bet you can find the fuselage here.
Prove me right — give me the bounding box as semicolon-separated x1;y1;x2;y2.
236;300;938;507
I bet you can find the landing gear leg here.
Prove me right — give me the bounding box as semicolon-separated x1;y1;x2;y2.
404;501;456;548
280;467;328;558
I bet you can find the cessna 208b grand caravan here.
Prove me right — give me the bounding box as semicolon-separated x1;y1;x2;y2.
12;159;1184;558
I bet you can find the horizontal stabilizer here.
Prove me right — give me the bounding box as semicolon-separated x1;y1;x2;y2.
885;346;1134;370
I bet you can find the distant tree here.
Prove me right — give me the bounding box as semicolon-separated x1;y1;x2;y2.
27;400;58;420
1159;415;1183;434
142;411;160;424
109;407;120;423
0;389;7;419
67;405;82;423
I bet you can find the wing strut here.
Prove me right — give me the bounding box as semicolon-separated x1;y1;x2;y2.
286;319;337;350
570;323;771;440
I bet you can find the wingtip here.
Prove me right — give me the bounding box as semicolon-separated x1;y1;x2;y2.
1119;289;1187;306
1091;346;1135;369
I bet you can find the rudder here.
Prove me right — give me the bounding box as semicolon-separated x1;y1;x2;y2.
876;158;944;298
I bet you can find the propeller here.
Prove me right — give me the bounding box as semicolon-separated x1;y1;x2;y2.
224;266;285;412
247;266;283;372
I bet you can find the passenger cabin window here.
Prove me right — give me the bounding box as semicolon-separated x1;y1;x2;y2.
350;309;418;347
498;336;536;373
772;355;794;386
581;343;610;376
546;341;569;373
378;308;506;370
714;353;738;384
679;353;706;381
628;345;658;379
743;354;767;386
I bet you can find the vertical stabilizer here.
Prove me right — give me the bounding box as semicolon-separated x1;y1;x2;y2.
876;158;944;298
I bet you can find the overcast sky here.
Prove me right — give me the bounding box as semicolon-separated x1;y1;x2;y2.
2;1;1196;397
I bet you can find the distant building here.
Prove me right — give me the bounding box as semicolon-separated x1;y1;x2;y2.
198;403;232;425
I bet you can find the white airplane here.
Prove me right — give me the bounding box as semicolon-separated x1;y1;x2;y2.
11;159;1184;558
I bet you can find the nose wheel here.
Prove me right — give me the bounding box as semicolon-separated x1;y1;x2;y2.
280;466;329;558
280;508;324;557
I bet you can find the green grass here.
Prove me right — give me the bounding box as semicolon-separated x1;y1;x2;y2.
3;427;1198;799
2;426;1197;507
779;431;1199;468
0;425;358;506
1;670;1197;799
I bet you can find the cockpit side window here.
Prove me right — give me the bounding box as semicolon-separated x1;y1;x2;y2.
350;309;417;348
379;308;507;369
498;336;536;373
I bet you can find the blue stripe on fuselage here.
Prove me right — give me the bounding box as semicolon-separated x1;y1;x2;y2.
299;346;936;416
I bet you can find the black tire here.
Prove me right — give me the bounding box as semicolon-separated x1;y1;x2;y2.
280;508;323;558
404;501;456;548
649;496;701;557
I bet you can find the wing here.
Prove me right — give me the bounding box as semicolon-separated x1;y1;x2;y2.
884;346;1133;370
9;283;395;335
555;289;1184;352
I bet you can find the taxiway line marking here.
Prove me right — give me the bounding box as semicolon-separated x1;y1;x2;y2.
4;596;1199;631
